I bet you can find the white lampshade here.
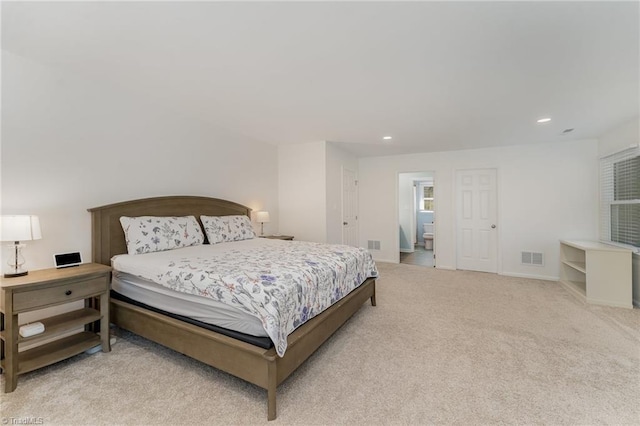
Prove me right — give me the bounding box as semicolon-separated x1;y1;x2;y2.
255;211;270;223
1;215;42;242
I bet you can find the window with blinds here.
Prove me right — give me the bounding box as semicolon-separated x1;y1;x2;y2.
600;146;640;250
420;183;434;211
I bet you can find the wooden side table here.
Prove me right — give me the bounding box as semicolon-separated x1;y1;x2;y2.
0;263;111;392
259;235;294;241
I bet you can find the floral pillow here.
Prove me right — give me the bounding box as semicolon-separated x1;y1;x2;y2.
200;215;230;244
223;215;256;241
119;216;204;255
201;215;255;243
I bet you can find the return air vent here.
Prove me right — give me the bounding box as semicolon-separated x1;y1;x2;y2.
367;240;381;250
521;251;544;266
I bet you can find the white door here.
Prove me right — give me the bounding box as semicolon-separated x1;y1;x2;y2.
342;168;358;246
456;168;498;273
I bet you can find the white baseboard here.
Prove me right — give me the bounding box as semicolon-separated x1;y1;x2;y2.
399;248;414;253
435;265;455;271
500;271;559;281
374;258;401;264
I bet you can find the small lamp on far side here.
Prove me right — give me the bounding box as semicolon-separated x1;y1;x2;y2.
255;211;270;236
1;215;42;278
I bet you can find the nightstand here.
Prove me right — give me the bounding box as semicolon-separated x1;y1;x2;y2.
259;235;294;241
0;263;111;392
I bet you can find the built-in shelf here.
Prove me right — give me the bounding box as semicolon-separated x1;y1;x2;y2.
561;260;586;274
559;240;632;308
560;279;587;299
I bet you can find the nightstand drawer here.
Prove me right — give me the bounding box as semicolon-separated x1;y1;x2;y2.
13;277;107;312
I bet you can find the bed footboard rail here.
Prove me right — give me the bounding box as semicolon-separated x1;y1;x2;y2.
110;298;275;379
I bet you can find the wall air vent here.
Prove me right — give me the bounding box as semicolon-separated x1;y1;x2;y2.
367;240;381;250
521;251;544;266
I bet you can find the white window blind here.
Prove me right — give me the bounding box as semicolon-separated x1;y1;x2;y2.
600;146;640;251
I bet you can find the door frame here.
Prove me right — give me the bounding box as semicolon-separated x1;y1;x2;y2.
341;167;358;246
396;170;437;266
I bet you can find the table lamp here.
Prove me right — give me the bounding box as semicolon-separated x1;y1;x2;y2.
1;215;42;278
255;211;270;236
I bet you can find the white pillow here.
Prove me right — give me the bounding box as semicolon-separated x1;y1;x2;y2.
200;215;230;244
201;215;255;243
120;216;204;255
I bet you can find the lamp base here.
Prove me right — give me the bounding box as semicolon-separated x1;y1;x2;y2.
5;242;28;278
4;270;28;278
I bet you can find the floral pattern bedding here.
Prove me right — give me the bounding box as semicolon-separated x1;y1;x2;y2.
201;215;256;243
200;216;230;244
119;216;204;255
114;240;378;356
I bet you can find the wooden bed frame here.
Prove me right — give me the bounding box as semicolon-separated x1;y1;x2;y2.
88;195;376;420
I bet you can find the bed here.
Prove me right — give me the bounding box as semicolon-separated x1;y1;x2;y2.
88;195;377;420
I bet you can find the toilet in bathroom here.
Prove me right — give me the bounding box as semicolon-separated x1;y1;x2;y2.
423;223;434;250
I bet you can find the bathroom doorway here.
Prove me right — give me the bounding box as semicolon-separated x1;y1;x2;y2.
398;172;435;267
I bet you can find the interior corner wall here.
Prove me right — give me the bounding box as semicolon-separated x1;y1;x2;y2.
598;116;639;156
278;141;327;243
325;142;358;245
1;50;279;272
358;139;599;280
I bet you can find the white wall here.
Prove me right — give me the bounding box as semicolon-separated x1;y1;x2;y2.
1;51;279;272
359;139;599;280
325;142;358;244
278;141;327;242
278;141;357;244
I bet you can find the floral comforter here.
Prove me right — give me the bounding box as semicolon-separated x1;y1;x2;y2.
112;239;378;356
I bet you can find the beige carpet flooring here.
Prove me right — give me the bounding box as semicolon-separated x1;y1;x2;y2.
2;262;639;425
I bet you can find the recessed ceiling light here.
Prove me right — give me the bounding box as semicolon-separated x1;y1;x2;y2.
383;136;392;140
537;117;551;123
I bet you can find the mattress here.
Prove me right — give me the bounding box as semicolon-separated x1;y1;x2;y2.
112;270;268;337
112;238;378;356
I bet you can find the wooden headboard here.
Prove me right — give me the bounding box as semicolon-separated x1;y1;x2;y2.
88;196;252;266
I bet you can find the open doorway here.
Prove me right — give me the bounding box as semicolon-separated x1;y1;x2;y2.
398;172;435;267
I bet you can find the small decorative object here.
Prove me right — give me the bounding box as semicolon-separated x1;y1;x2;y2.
19;322;45;338
1;215;42;278
255;211;270;236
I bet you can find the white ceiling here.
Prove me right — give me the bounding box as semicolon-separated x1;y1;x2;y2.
2;1;638;157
